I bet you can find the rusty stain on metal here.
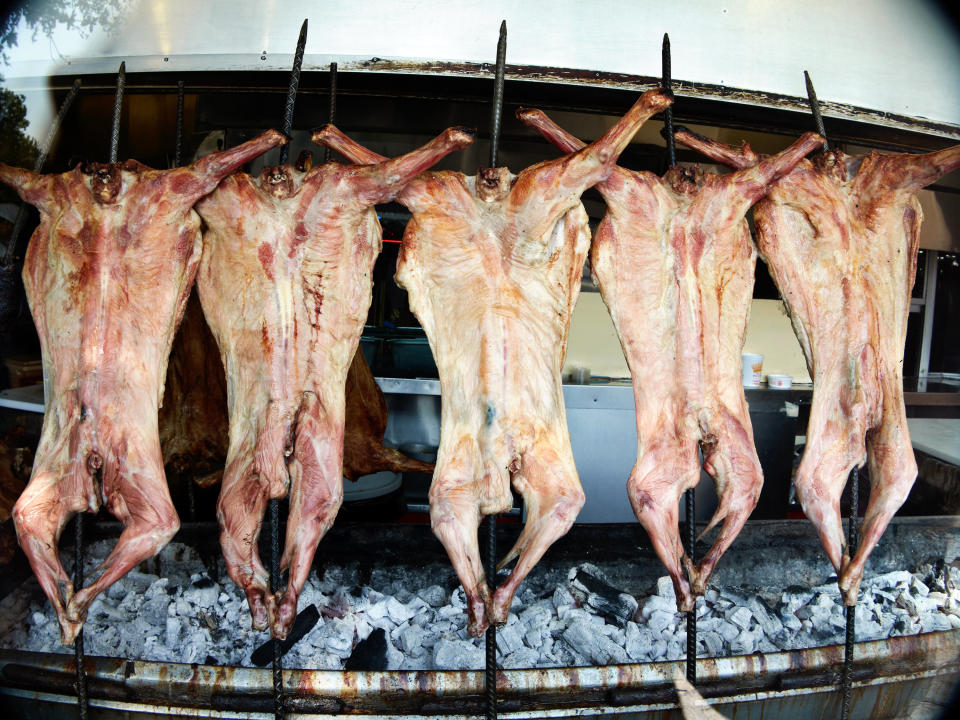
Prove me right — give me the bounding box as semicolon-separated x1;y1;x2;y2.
340;58;960;142
56;59;960;149
1;630;958;716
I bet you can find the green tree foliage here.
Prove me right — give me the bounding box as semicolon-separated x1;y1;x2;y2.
0;87;39;203
2;0;130;63
1;1;129;201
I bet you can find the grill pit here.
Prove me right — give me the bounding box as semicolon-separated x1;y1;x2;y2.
2;518;958;674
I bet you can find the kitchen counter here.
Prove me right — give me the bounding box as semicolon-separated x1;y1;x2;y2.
907;418;960;466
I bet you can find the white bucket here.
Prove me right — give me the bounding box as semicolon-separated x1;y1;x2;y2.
742;353;764;388
768;374;792;389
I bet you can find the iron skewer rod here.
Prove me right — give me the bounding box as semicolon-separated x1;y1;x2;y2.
484;22;507;720
270;497;283;720
269;23;308;718
278;19;309;166
803;71;829;151
685;488;696;684
488;20;507;169
109;62;126;164
74;513;88;719
3;78;81;265
173;81;192;518
663;31;695;684
72;66;122;717
324;62;338;164
174;81;185;168
806;71;853;716
662;33;676;167
841;466;859;720
486;514;497;720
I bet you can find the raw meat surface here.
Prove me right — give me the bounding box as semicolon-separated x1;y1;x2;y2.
519;109;822;611
195;129;472;638
675;128;960;604
315;88;672;635
0;129;286;643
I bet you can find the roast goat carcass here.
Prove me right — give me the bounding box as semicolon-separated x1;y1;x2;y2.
159;292;432;489
519;109;822;611
0;130;286;643
315;88;673;635
159;289;229;489
675;128;960;604
195;129;473;638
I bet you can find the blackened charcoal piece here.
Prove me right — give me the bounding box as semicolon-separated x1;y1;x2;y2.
570;567;639;628
344;628;388;671
250;604;320;666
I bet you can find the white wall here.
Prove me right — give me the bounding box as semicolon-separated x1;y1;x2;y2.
565;294;810;385
4;0;959;130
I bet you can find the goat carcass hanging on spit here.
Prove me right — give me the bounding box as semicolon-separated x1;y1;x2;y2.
674;128;960;604
519;109;822;611
314;88;673;635
0;130;286;644
159;296;433;489
195;130;473;638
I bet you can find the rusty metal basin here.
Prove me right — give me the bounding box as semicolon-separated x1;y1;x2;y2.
0;629;957;718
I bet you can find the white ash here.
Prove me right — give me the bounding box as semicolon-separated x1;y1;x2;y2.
2;545;959;671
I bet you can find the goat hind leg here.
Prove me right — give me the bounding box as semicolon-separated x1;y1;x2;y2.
13;463;89;645
429;438;489;637
840;410;916;605
218;445;273;631
68;434;179;630
694;409;763;595
629;438;699;611
273;393;343;639
491;441;584;626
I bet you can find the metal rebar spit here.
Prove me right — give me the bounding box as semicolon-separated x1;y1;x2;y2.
109;62;126;164
324;62;338;164
841;466;860;720
278;19;309;166
174;81;185;168
484;22;507;720
803;71;829;151
74;513;88;719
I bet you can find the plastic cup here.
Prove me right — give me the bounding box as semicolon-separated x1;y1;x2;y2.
741;353;764;388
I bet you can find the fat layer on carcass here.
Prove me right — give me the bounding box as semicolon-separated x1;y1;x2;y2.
520;110;822;611
675;128;960;604
0;130;286;644
315;88;673;635
195;130;473;638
